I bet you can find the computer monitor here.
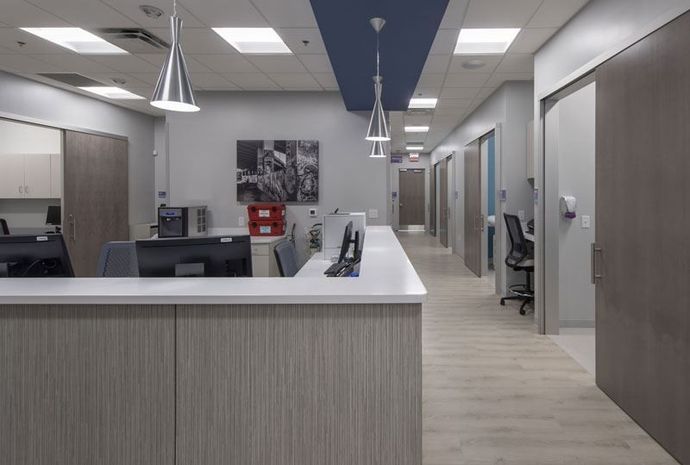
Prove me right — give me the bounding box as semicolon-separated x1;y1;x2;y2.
337;221;360;263
46;205;61;226
0;234;74;277
136;236;253;278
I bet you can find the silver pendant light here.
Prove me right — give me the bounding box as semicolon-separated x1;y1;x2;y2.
150;0;199;112
369;140;387;158
365;17;390;142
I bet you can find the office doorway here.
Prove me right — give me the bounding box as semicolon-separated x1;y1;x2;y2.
398;168;425;231
429;165;436;236
439;157;449;247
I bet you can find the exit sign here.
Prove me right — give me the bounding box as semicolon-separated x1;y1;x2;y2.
409;153;419;162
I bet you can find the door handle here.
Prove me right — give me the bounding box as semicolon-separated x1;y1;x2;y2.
24;185;29;195
18;185;23;194
591;243;603;284
68;214;76;242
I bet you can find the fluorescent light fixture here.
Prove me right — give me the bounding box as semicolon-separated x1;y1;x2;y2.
405;125;430;133
20;27;127;55
212;28;292;54
409;98;437;109
406;145;424;151
454;28;520;55
79;87;145;100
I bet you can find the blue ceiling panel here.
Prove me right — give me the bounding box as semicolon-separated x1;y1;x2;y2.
310;0;449;111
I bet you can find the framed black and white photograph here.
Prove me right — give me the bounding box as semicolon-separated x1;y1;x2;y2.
236;140;319;203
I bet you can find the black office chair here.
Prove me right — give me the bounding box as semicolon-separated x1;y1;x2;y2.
0;218;9;236
274;239;299;277
501;213;534;315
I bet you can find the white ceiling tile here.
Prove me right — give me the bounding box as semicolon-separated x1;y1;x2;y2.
250;0;318;28
440;87;481;99
0;53;63;73
247;55;307;73
528;0;590;28
297;54;332;73
448;55;501;73
148;27;238;54
436;98;473;108
270;73;320;89
422;55;450;74
100;0;206;28
443;72;491;87
494;54;533;73
429;29;458;55
411;88;441;98
222;72;280;90
509;27;558;53
463;0;543;28
25;0;140;28
472;87;499;103
138;54;210;72
127;72;161;85
0;1;70;27
403;114;433;126
178;0;267;27
484;72;533;87
188;72;236;88
192;54;259;73
32;54;117;74
278;29;327;55
417;73;445;88
88;72;151;88
433;106;467;117
88;54;160;73
439;0;471;29
312;72;338;89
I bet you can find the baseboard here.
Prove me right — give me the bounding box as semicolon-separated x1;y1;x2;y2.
559;319;595;328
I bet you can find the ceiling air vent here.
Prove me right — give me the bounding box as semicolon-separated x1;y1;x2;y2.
96;28;169;54
37;73;106;87
406;108;434;116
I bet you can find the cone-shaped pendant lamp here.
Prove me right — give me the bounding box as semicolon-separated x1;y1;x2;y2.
369;140;387;158
151;4;199;112
365;18;390;142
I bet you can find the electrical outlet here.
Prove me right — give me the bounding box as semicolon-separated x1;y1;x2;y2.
368;209;379;219
238;216;245;227
581;215;591;229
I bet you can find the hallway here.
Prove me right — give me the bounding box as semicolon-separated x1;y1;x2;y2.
396;233;677;465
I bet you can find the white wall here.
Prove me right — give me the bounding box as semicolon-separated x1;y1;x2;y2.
389;153;431;231
545;82;596;328
0;71;156;225
164;91;388;260
431;81;535;294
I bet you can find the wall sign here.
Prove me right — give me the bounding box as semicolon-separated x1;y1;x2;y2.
409;153;419;162
390;154;403;164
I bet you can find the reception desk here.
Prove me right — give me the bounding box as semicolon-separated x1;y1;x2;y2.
0;226;425;465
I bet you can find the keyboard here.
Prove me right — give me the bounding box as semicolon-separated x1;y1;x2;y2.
324;261;350;277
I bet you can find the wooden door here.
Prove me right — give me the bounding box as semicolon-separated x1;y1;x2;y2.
439;158;448;247
23;154;52;199
464;140;481;277
0;154;25;199
63;131;129;277
399;169;425;228
596;12;690;464
430;165;437;236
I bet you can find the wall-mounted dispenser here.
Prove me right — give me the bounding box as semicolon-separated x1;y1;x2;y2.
560;195;577;219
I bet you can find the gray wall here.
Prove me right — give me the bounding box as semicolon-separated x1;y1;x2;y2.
544;82;596;328
163;91;388;258
389;153;431;231
0;71;156;226
431;81;535;294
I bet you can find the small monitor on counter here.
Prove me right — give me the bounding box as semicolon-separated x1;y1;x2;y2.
0;234;74;278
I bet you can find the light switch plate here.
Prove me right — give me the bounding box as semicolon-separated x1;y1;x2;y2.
581;215;591;229
308;208;318;218
238;216;245;227
368;209;379;219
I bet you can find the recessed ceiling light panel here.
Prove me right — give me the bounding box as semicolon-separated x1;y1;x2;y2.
79;87;145;100
20;28;128;55
409;98;437;109
212;28;292;54
454;28;520;55
405;125;430;133
406;145;424;151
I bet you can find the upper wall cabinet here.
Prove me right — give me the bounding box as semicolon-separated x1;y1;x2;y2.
0;153;61;199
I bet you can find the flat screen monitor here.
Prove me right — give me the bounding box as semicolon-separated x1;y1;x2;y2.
46;205;61;226
0;234;74;277
136;236;253;278
337;221;360;263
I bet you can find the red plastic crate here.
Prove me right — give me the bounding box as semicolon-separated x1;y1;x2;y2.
247;203;286;222
249;220;286;237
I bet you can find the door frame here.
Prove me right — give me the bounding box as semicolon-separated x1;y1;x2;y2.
398;168;426;231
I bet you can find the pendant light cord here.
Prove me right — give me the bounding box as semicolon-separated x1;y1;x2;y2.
376;29;380;78
173;0;177;16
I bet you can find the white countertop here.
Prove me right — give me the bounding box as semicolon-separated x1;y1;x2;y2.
0;226;427;305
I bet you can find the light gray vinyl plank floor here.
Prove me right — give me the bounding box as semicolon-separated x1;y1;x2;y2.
396;232;678;465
